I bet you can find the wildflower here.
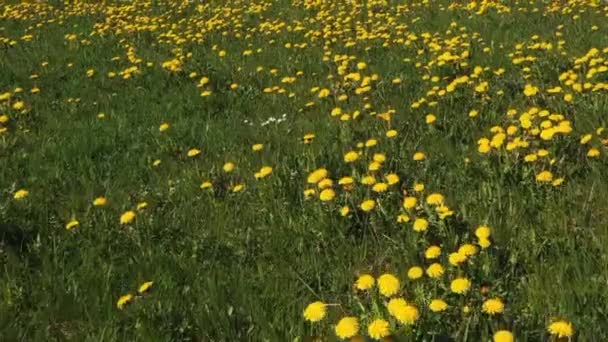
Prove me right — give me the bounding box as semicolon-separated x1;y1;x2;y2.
449;252;467;266
335;317;359;339
372;183;388;192
587;148;600;157
523;84;539;96
0;115;8;124
303;301;326;322
187;148;201;157
458;244;478;256
483;298;505;315
547;320;574;338
223;162;235;172
65;219;79;230
201;181;212;189
117;294;133;309
426;263;444;278
138;281;154;294
344;151;359;162
493;330;514;342
120;211;136;224
13;101;25;110
413;218;429;232
407;266;423;280
303;133;315;144
426;114;437;124
255;166;273;179
93;196;107;206
13;189;29;200
388;297;408;318
403;197;417;209
232;184;245;193
386;129;398;138
425;246;441;259
318;178;333;189
377;273;400;297
413;152;426;161
319;189;336;202
340;206;350;217
252;143;264;151
307;168;328;183
429;299;448;312
426;193;444;205
479;238;492;248
159;123;170;132
385;173;399;185
367;319;390;340
450;277;471;294
475;225;491;239
536;171;553;182
355;274;375;290
360;199;376;212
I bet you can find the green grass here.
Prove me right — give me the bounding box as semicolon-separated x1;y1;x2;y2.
1;0;608;341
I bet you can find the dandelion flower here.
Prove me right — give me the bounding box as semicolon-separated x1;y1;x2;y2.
355;274;375;290
483;298;505;315
429;299;448;312
450;278;471;294
413;218;429;232
367;319;390;340
307;168;328;184
407;266;423;280
426;193;444;205
65;219;79;230
425;246;441;259
187;148;201;157
117;294;133;309
13;189;29;200
413;152;426;161
493;330;514;342
303;301;326;322
475;225;491;239
120;211;136;224
138;281;154;294
319;189;336;202
360;199;376;212
547;320;574;338
536;171;553;182
93;196;107;206
335;316;359;339
377;273;400;297
159;123;170;132
426;263;444;278
223;162;236;172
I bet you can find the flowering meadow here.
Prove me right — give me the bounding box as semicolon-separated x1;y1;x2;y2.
1;0;608;340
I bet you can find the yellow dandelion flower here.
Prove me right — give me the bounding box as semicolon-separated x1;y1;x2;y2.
407;266;423;280
116;293;133;309
223;162;236;172
355;274;375;290
307;168;328;184
65;219;79;230
450;277;471;294
187;148;201;157
547;320;574;338
426;263;444;278
335;316;359;339
425;246;441;259
120;211;136;224
319;189;336;202
93;196;107;206
413;218;429;232
360;199;376;212
13;189;29;200
482;298;505;315
138;281;154;294
429;299;448;312
493;330;514;342
159;123;170;132
377;273;400;297
367;319;390;340
303;301;326;322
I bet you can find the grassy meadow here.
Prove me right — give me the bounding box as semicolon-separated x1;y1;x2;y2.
1;0;608;341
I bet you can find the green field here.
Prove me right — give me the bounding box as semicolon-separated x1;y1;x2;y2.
1;0;608;341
